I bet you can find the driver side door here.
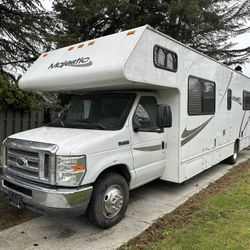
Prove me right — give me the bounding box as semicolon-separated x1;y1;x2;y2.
130;96;166;187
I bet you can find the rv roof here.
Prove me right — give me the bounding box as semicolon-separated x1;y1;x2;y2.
19;26;148;92
19;25;249;93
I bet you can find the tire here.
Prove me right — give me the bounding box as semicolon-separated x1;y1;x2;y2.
225;141;239;165
87;172;129;228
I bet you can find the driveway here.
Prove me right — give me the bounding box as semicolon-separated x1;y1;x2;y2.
0;149;249;250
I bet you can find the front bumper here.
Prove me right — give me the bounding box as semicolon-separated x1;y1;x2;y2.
0;174;93;216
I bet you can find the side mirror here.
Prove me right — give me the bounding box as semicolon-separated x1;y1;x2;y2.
157;105;172;128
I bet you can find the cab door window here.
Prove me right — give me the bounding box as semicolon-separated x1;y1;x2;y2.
133;96;159;132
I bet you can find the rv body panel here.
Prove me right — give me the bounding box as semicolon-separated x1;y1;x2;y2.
12;25;250;184
16;25;250;184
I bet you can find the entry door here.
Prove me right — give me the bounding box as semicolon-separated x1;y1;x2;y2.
130;96;166;186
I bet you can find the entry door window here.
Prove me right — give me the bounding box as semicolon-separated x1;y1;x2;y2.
133;96;158;131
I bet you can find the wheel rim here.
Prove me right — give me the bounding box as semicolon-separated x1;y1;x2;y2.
102;185;124;218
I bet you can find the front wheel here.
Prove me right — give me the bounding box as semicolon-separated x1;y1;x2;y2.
225;142;239;165
87;172;129;228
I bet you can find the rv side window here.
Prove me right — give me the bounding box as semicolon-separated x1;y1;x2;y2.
227;89;232;110
243;91;250;110
153;45;177;72
188;76;215;115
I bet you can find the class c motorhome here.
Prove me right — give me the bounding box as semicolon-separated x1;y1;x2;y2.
1;25;250;228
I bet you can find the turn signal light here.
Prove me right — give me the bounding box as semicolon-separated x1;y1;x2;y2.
72;165;86;172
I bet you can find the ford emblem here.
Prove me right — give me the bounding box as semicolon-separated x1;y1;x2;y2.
16;157;28;168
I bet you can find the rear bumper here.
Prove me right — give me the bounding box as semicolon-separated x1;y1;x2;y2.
0;174;93;216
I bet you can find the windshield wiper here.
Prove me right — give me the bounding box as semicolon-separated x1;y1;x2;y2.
47;116;64;127
75;119;107;130
57;104;72;127
58;113;64;127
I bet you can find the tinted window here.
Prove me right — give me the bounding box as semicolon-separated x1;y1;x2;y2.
243;91;250;110
133;96;159;131
227;89;232;110
188;76;215;115
153;45;177;72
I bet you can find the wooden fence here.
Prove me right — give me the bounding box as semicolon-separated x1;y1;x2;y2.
0;110;57;145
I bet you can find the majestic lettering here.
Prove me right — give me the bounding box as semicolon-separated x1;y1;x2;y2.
48;57;92;69
232;96;242;105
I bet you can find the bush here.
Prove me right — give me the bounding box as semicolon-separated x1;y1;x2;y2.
0;75;38;111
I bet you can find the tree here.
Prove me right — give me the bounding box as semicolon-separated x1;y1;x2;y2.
52;0;164;46
160;0;250;65
53;0;250;66
0;0;53;80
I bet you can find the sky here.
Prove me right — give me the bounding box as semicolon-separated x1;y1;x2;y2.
41;0;250;77
231;32;250;76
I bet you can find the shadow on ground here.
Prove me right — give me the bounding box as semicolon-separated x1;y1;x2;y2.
0;164;39;232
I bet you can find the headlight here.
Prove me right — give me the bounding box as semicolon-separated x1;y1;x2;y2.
56;155;86;186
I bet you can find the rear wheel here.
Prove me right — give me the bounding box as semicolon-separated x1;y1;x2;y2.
225;141;239;164
87;172;129;228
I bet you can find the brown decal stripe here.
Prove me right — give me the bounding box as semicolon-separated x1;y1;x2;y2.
181;117;213;146
134;144;161;152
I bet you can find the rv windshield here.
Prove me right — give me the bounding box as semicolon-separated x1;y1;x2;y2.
48;93;136;130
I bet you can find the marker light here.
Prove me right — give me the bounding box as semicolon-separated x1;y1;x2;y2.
68;46;74;51
42;53;48;57
88;41;95;46
127;30;135;36
78;44;84;48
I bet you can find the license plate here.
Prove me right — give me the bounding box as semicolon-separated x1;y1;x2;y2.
8;191;23;209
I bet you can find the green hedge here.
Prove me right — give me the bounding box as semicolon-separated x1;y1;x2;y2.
0;75;38;111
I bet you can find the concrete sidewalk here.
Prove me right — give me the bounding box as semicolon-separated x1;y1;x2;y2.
0;149;249;250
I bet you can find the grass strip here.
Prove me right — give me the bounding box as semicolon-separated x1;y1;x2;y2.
121;160;250;250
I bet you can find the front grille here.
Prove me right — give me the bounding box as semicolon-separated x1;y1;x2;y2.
3;138;58;185
6;147;50;183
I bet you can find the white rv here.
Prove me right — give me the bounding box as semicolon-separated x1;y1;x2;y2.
1;25;250;228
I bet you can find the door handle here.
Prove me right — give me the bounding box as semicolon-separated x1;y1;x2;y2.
161;141;165;149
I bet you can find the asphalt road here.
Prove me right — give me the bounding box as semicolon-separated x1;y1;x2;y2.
0;149;249;250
